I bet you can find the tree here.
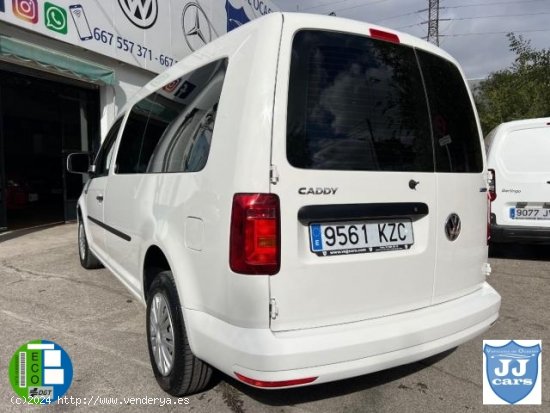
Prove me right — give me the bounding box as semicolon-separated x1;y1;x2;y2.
475;33;550;135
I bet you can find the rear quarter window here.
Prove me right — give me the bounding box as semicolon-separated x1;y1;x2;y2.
114;59;227;175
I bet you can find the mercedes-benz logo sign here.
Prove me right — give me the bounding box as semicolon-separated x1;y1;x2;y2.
445;213;461;241
182;2;213;52
118;0;158;29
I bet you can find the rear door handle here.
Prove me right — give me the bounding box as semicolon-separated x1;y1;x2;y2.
96;195;104;202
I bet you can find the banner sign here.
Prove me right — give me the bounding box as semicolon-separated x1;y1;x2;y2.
0;0;279;73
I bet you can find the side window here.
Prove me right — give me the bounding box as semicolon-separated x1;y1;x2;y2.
94;118;122;177
115;59;227;175
115;107;166;174
417;50;483;173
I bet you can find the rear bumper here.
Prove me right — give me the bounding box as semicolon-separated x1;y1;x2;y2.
491;223;550;243
185;282;501;388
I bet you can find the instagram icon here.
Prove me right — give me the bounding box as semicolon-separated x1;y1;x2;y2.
12;0;38;24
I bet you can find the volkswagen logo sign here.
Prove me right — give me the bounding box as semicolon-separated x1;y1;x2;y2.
182;2;213;52
445;213;461;241
118;0;158;29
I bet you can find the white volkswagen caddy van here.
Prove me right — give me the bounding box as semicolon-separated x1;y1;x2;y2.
486;118;550;243
68;13;501;395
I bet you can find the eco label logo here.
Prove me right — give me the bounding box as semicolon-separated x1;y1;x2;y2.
44;2;68;34
9;340;73;405
118;0;158;29
483;340;542;405
12;0;38;24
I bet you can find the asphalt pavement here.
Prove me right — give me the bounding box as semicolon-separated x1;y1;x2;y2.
0;224;548;412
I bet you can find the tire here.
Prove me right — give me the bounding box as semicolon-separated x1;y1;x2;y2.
146;271;213;396
78;219;103;269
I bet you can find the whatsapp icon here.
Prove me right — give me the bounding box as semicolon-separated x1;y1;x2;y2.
45;2;67;34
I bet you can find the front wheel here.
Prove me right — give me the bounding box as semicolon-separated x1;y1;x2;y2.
78;219;103;269
146;271;213;396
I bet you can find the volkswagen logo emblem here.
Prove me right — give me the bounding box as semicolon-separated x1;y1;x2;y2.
118;0;158;29
182;2;214;52
445;213;461;241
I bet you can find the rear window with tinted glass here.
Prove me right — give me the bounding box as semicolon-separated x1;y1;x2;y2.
287;31;433;172
417;50;483;173
286;30;482;173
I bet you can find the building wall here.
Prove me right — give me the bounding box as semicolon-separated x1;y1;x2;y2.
1;0;280;137
0;0;279;74
1;22;154;138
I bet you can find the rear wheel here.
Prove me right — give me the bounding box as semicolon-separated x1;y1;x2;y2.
78;219;103;269
146;271;213;396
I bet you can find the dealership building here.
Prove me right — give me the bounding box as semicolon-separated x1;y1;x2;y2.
0;0;278;231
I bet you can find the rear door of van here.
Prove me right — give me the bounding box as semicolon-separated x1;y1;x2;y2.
492;122;550;230
269;27;439;331
416;50;488;304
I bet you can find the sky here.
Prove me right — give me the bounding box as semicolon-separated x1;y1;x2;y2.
272;0;549;79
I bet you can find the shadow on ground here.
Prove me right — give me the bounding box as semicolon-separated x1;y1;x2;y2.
489;242;550;261
0;222;64;243
219;348;457;407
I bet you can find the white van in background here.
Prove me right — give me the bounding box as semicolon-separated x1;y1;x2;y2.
487;118;550;243
68;12;500;396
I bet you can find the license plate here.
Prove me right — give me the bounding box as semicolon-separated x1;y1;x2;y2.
309;219;414;256
510;207;550;220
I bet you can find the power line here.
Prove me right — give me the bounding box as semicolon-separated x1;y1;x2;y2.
323;0;390;15
300;0;366;12
441;28;550;37
375;10;424;24
395;21;424;30
374;0;546;24
448;11;550;21
443;0;546;9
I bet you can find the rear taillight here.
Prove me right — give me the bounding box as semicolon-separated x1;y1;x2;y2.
230;193;280;275
487;193;491;245
488;169;496;202
486;169;496;244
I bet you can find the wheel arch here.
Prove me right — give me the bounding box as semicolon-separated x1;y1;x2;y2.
142;238;205;310
143;245;172;301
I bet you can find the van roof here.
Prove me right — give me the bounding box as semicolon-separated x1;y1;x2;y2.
493;117;550;134
123;12;463;113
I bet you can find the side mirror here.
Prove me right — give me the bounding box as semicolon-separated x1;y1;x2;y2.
67;152;92;175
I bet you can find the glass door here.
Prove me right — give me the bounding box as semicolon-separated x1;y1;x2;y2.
60;90;99;222
0;84;7;232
